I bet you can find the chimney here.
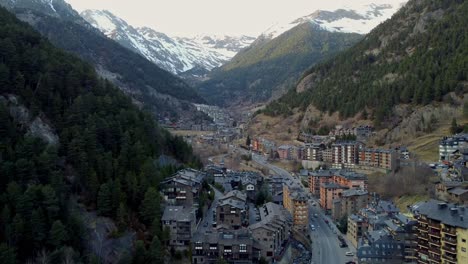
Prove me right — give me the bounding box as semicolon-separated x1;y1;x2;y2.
438;202;447;209
450;208;458;214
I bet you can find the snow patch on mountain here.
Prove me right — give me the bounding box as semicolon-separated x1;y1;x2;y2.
262;0;407;39
80;9;255;75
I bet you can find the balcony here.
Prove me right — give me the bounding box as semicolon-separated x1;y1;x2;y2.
428;254;441;262
428;231;440;238
418;218;428;224
418;232;429;240
442;245;457;254
428;246;440;255
442;227;456;236
441;254;457;263
428;239;440;246
443;236;457;245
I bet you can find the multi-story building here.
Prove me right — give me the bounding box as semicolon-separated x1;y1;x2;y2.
320;182;348;211
162;206;196;251
412;200;468;264
358;148;398;171
278;145;295;160
332;189;369;221
439;134;468;162
331;141;361;168
303;143;326;161
249;203;292;261
334;170;368;190
216;191;248;229
308;170;335;196
348;214;369;248
161;169;206;206
192;230;259;264
283;185;309;230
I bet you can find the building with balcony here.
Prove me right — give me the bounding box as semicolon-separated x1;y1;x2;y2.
332;189;369;221
162;206;196;251
283;185;309;230
192;230;259;264
249;203;292;261
216;190;248;229
412;200;468;264
439;134;468;162
161;169;206;206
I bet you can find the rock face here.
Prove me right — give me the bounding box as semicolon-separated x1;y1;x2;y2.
1;95;59;145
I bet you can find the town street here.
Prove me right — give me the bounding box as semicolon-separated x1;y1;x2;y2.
309;201;356;264
250;151;356;264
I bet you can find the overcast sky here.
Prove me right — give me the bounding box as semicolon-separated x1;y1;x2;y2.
65;0;401;37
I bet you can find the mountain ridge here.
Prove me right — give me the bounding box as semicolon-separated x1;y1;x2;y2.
0;0;205;119
81;9;255;75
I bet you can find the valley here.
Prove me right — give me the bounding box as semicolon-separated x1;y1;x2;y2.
1;0;467;264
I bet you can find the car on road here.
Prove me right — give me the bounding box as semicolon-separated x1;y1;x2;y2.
310;224;316;231
345;252;354;256
314;213;318;217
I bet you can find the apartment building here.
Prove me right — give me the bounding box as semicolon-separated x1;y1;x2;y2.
161;169;206;206
439;134;468;161
320;182;348;211
348;214;369;248
331;141;361;168
303;143;326;161
216;190;248;229
283;185;309;230
412;200;468;264
334;170;368;190
358;148;398;171
162;206;196;251
249;203;292;261
192;230;258;264
278;145;295;160
332;189;369;221
308;169;335;196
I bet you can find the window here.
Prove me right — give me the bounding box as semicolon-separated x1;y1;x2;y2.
240;244;247;253
463;239;467;243
462;247;466;252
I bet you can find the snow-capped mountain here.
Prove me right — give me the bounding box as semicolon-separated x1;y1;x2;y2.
81;10;255;75
262;0;408;40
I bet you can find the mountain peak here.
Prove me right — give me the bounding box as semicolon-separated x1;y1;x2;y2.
261;0;407;39
80;9;255;75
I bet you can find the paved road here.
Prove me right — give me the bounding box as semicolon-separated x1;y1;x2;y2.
252;153;304;190
197;185;224;233
250;151;356;264
309;201;356;264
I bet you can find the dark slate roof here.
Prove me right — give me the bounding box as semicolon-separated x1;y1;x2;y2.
412;199;468;228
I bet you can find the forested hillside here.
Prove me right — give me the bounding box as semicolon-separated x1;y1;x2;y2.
262;0;467;127
197;23;362;106
0;6;199;263
0;0;204;118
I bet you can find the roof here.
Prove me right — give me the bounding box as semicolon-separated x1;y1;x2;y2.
218;198;246;210
337;170;368;181
321;182;348;189
342;189;368;197
220;190;247;203
412;199;468;228
193;230;253;245
448;187;468;196
309;169;337;177
162;206;194;222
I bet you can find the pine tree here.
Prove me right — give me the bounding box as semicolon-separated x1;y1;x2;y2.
49;220;68;247
139;187;161;224
31;209;47;245
148;236;163;263
0;243;16;264
133;240;147;264
97;183;113;217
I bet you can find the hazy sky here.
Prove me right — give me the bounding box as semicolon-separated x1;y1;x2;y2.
65;0;400;37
